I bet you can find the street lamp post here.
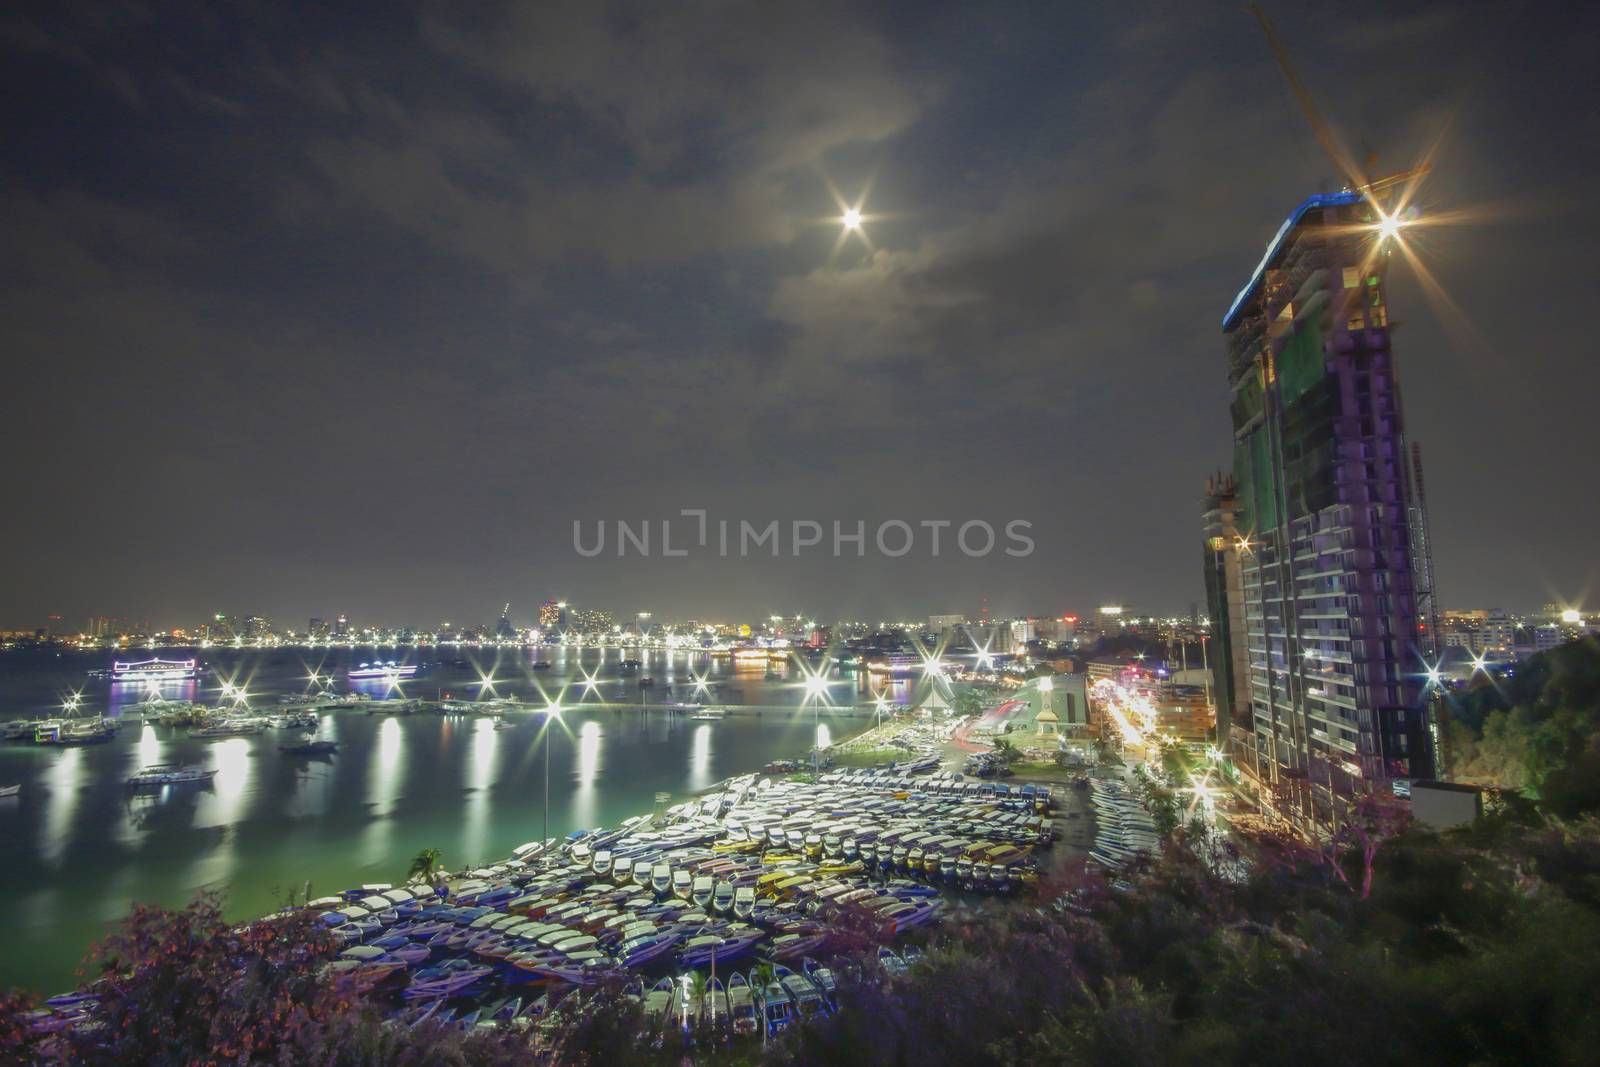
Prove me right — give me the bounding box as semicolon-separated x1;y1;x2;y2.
543;711;551;852
802;660;830;774
540;699;563;861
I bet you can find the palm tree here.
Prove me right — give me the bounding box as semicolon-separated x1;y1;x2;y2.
406;847;444;886
687;970;710;1029
751;960;776;1048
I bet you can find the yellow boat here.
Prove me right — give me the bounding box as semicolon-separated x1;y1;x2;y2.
761;852;803;866
981;844;1027;866
771;875;812;898
755;871;793;892
816;860;864;876
713;839;762;854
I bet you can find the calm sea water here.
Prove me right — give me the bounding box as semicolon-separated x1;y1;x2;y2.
0;646;904;994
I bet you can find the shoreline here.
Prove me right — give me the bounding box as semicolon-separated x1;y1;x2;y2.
13;705;892;998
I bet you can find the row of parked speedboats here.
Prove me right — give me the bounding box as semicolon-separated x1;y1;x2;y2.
300;766;1056;1031
634;955;848;1037
314;830;937;997
1086;777;1160;870
21;758;1061;1046
713;767;1055;893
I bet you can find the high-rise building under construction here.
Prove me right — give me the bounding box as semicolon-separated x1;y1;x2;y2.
1204;191;1437;838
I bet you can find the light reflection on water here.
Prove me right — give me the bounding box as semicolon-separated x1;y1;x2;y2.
41;749;82;868
461;718;498;863
690;724;713;791
571;721;601;828
203;739;252;826
357;717;404;868
107;679;198;717
187;738;252;888
136;723;163;768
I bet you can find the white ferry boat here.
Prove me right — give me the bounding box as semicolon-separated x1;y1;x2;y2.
128;764;217;788
104;657;200;684
348;661;418;681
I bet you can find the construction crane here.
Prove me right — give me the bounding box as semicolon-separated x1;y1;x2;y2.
1246;4;1428;210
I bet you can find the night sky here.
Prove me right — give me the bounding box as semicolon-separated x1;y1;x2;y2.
3;1;1596;630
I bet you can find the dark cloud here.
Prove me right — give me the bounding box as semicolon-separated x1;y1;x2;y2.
1;0;1597;629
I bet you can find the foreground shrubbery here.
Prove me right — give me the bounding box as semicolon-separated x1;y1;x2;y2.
776;810;1600;1067
7;806;1599;1066
1448;637;1600;815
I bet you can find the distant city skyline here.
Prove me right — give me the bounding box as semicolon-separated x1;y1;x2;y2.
6;594;1588;637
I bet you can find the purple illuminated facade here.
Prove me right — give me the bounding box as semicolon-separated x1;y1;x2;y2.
1207;192;1438;838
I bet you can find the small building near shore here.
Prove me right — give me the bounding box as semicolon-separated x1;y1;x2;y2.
1410;779;1482;830
919;685;952;716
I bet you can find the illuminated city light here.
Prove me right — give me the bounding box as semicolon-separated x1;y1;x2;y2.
1375;212;1407;242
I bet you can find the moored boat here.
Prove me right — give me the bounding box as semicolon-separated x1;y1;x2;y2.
127;764;217;788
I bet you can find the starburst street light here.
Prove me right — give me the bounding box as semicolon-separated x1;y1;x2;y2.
842;207;862;230
796;656;835;774
578;668;601;698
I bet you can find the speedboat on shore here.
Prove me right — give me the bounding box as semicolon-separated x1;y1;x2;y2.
728;973;758;1035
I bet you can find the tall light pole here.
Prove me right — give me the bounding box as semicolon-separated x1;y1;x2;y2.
543;712;550;851
541;695;563;857
803;662;830;774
